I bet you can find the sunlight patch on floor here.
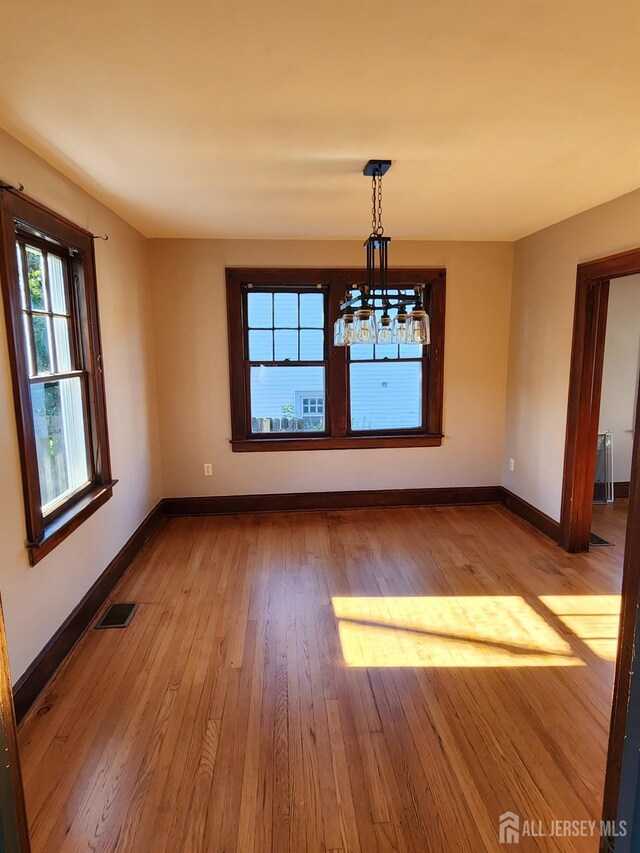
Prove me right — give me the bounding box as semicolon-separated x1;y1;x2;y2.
332;596;584;668
539;595;621;662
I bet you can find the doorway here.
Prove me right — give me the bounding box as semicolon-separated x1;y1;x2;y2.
560;249;640;554
559;247;640;843
590;274;640;549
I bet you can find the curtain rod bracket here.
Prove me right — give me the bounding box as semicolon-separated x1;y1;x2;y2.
0;181;107;241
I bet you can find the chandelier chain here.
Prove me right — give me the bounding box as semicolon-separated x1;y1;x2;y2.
370;169;384;237
371;174;377;235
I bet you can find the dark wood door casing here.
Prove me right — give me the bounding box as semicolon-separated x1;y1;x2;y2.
558;247;640;832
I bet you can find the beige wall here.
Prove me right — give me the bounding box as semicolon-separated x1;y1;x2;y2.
600;275;640;483
0;130;162;681
503;188;640;520
2;123;638;684
149;239;513;497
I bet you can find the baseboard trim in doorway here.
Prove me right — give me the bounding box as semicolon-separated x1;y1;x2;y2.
13;501;165;724
615;481;630;500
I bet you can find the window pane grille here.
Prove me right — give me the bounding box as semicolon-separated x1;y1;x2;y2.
16;238;92;513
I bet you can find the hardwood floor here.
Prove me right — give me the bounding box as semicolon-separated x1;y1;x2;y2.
592;499;629;548
18;504;624;852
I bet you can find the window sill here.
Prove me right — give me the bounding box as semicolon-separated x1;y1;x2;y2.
231;435;443;452
27;480;117;566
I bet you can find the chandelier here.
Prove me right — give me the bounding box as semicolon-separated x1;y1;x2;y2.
333;159;430;347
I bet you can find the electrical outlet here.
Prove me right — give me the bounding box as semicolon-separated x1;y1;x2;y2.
509;458;515;472
203;463;213;477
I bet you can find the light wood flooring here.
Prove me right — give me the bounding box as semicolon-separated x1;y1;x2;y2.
592;499;629;548
18;503;626;852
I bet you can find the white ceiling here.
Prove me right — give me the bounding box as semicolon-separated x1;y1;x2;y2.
1;0;639;241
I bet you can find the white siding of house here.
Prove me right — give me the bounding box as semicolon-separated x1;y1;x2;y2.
350;361;422;430
250;365;325;421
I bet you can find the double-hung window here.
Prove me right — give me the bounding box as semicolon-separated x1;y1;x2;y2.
349;288;427;433
0;189;113;564
226;267;445;451
244;285;328;435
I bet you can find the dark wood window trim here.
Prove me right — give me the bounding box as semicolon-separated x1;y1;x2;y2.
0;188;114;565
226;267;445;451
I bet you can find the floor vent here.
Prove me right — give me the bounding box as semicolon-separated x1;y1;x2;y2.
589;532;613;547
95;602;139;629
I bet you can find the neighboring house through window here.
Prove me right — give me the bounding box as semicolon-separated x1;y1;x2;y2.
296;392;324;426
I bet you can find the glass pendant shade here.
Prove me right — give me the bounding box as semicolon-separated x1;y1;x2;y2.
407;309;431;345
342;313;357;345
377;313;393;344
353;308;377;344
332;161;436;351
391;311;409;344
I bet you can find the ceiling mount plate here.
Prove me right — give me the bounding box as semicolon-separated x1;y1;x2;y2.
363;159;392;177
